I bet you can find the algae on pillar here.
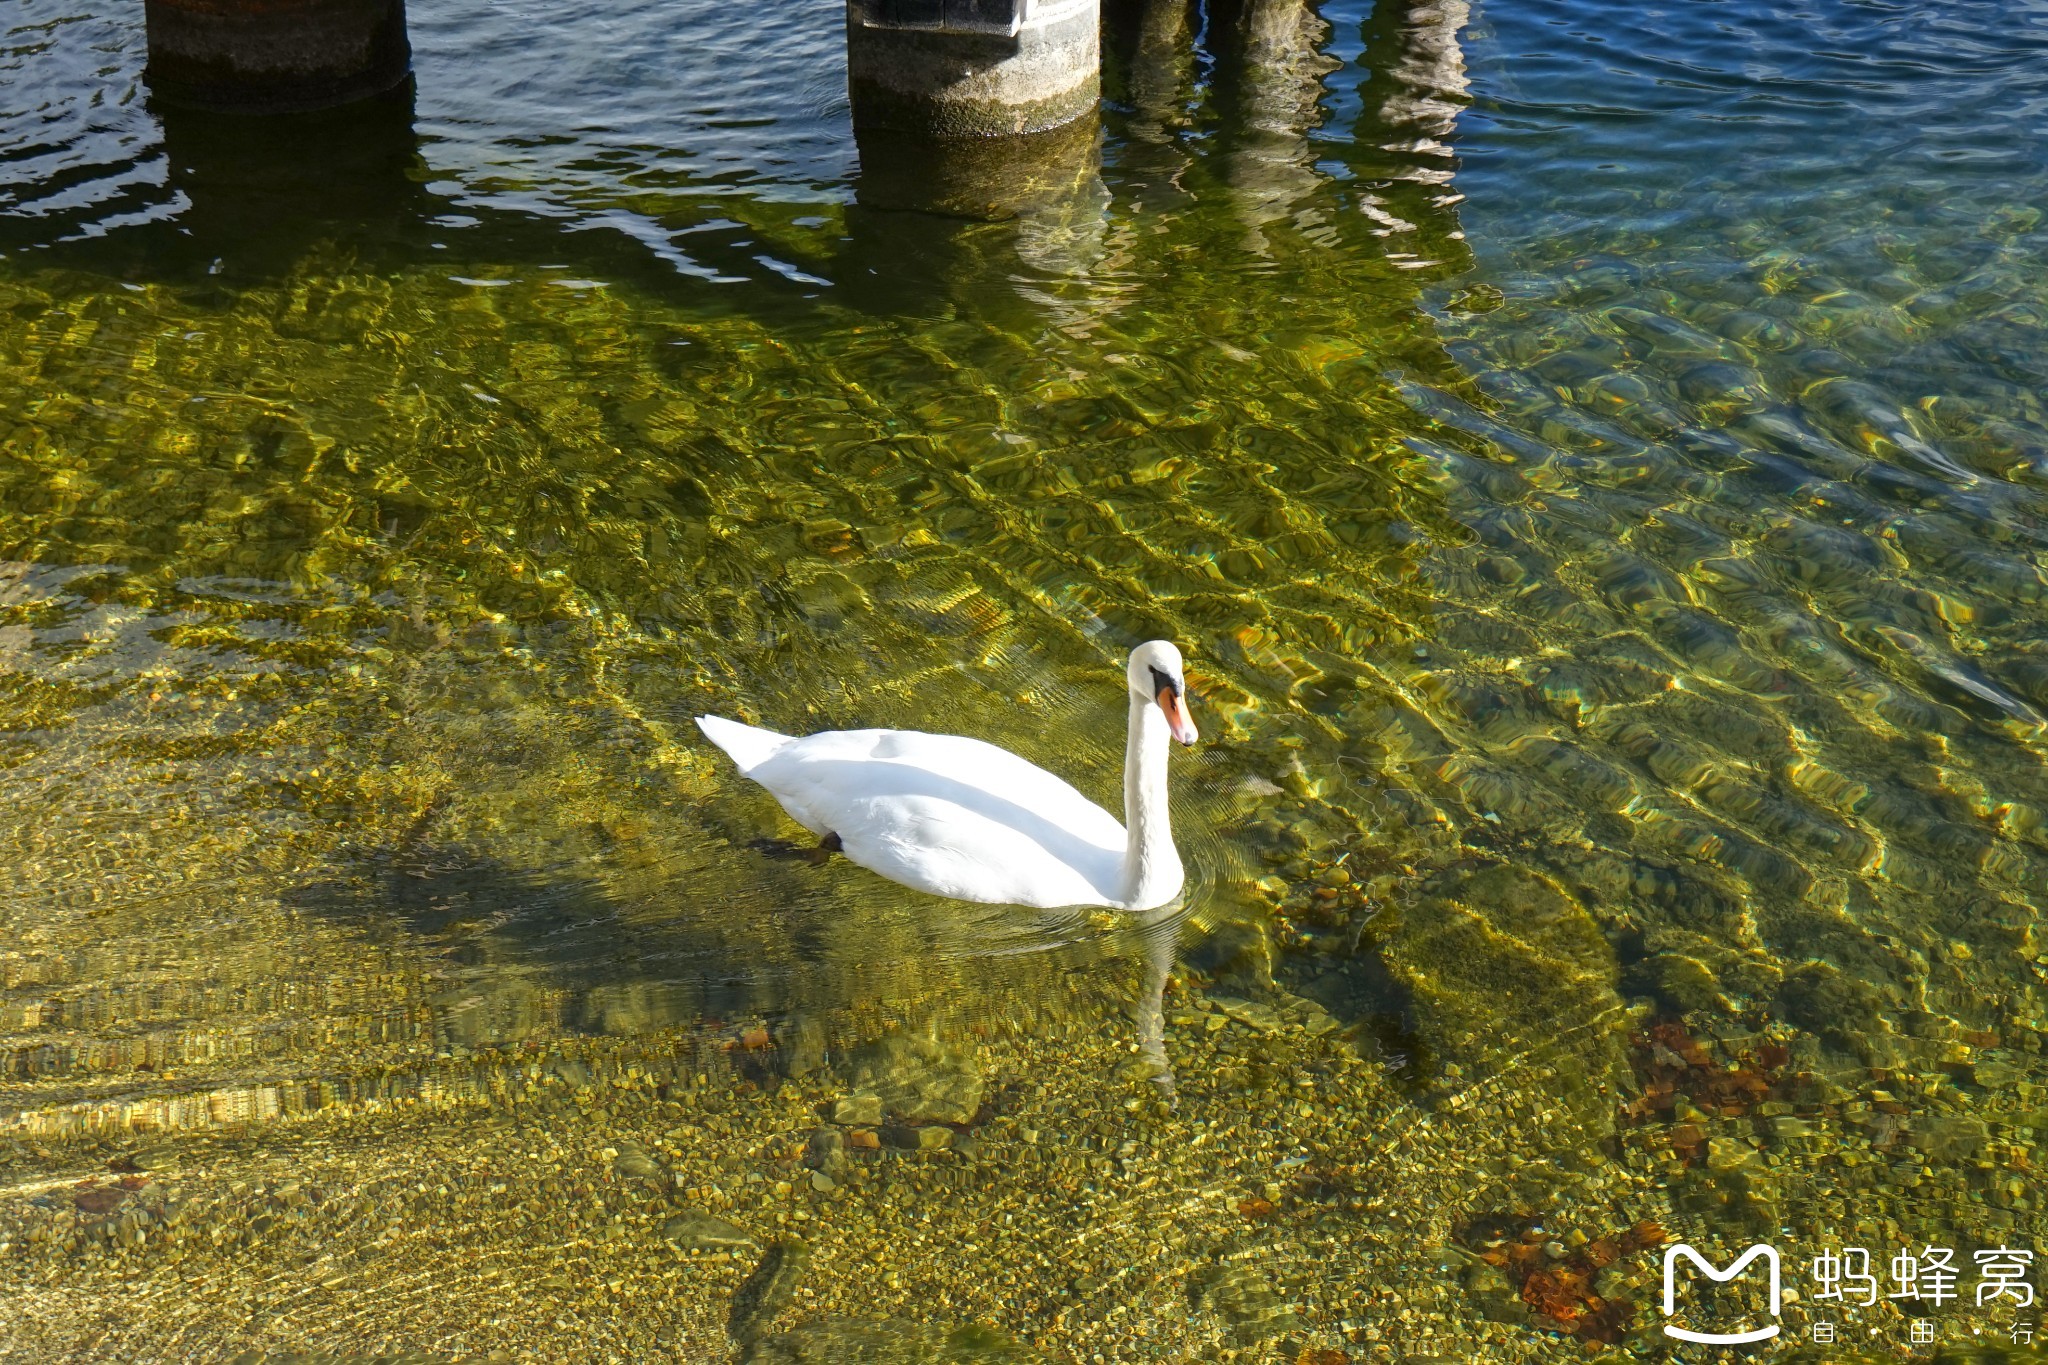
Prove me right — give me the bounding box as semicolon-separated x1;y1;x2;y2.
145;0;412;112
846;0;1102;138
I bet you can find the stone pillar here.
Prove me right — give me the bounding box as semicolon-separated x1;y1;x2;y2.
145;0;411;113
846;0;1100;139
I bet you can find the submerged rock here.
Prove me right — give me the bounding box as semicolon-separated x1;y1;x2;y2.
803;1128;848;1178
1773;960;1887;1045
1620;952;1725;1014
1461;1261;1531;1325
831;1093;883;1127
612;1141;665;1184
1189;1264;1302;1345
880;1122;952;1152
729;1239;811;1343
661;1209;759;1253
1378;861;1630;1156
847;1028;984;1125
546;1057;595;1090
776;1013;828;1078
1181;911;1275;989
1206;995;1285;1034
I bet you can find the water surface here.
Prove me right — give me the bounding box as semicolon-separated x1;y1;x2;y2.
4;0;2048;1358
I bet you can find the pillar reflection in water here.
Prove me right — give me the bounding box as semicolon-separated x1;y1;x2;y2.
154;80;428;279
1351;0;1472;269
1208;0;1342;255
1104;0;1198;146
846;0;1108;236
842;118;1113;325
846;35;1112;319
852;114;1104;221
1101;0;1200;231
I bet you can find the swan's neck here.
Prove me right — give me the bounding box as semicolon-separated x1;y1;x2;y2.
1121;695;1181;908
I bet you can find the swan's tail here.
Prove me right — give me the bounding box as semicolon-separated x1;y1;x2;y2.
696;715;794;775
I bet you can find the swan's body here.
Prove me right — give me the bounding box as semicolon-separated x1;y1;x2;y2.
697;641;1199;911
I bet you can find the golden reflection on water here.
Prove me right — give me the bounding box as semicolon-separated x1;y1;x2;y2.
3;0;2048;1356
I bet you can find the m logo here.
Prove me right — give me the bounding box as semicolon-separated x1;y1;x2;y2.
1662;1243;1782;1344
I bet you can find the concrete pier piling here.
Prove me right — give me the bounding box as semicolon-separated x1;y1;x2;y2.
846;0;1101;138
145;0;411;112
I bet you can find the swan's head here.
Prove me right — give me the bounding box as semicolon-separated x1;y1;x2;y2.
1128;640;1199;746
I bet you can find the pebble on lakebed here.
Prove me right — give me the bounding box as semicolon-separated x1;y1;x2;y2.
2;903;2042;1364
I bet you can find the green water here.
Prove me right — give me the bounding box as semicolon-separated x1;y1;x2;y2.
4;0;2048;1359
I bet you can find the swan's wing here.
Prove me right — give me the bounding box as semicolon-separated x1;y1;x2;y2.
837;792;1118;908
743;728;1127;908
752;730;1127;845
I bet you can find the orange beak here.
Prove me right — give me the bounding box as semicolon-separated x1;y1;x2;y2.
1156;684;1199;746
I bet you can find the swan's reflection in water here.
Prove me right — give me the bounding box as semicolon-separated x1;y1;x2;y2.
1127;898;1189;1099
896;891;1189;1101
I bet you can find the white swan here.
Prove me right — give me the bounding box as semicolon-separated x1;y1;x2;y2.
696;641;1199;910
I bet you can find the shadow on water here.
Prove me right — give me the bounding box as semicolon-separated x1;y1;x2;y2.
1;81;441;286
8;81;831;310
837;117;1110;318
280;846;778;1051
151;82;435;282
279;818;1219;1088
